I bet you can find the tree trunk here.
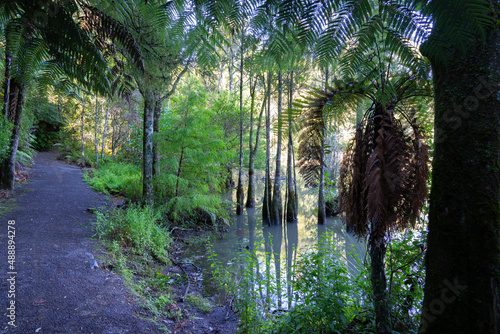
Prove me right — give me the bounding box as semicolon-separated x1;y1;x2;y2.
81;101;86;167
318;139;326;224
285;71;297;222
318;72;327;224
263;72;272;222
142;90;155;206
3;52;12;119
246;77;256;208
246;78;265;208
94;97;99;166
236;39;245;215
370;229;391;334
420;11;500;333
101;105;109;159
153;100;162;177
270;72;283;225
0;83;25;190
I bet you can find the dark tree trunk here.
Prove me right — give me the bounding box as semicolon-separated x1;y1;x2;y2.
142;91;155;206
3;52;12;118
0;83;25;190
318;139;326;224
285;71;297;222
263;72;272;222
270;72;283;225
420;11;500;333
246;78;256;208
236;40;245;215
369;229;391;334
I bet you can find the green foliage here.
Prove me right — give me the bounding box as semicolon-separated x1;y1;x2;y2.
211;229;427;333
386;229;427;332
0;117;13;162
84;162;141;201
185;294;213;313
93;205;171;263
155;79;237;224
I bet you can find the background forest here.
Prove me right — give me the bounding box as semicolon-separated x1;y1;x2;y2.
0;0;499;333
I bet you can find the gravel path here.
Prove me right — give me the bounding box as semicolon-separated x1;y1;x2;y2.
0;152;161;334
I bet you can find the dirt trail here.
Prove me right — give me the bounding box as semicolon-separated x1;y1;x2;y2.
0;152;161;334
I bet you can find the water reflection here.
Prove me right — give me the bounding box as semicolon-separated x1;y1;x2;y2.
196;171;366;308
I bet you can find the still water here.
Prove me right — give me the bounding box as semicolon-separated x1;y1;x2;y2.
189;171;366;308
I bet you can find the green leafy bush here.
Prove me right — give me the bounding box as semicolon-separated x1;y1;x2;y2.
94;205;171;263
84;162;141;201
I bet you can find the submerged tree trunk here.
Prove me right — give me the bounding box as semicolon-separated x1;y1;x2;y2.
236;39;245;215
270;72;283;225
420;9;500;333
0;83;25;190
263;72;273;222
142;90;155;206
100;105;109;159
285;71;297;222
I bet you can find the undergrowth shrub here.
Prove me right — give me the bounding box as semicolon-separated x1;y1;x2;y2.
94;205;171;263
84;162;141;201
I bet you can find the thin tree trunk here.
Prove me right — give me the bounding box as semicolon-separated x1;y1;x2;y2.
101;105;109;159
318;139;326;224
246;77;256;208
81;101;86;167
246;78;266;208
263;72;272;222
3;52;12;119
318;71;327;224
175;147;184;198
0;84;25;190
285;70;297;222
94;97;99;166
153;100;162;177
142;90;155;206
270;72;283;225
420;7;500;332
236;37;245;215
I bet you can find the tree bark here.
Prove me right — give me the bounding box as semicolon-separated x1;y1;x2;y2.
270;72;283;225
142;90;155;206
0;83;25;190
285;71;297;222
420;11;500;333
263;72;272;222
